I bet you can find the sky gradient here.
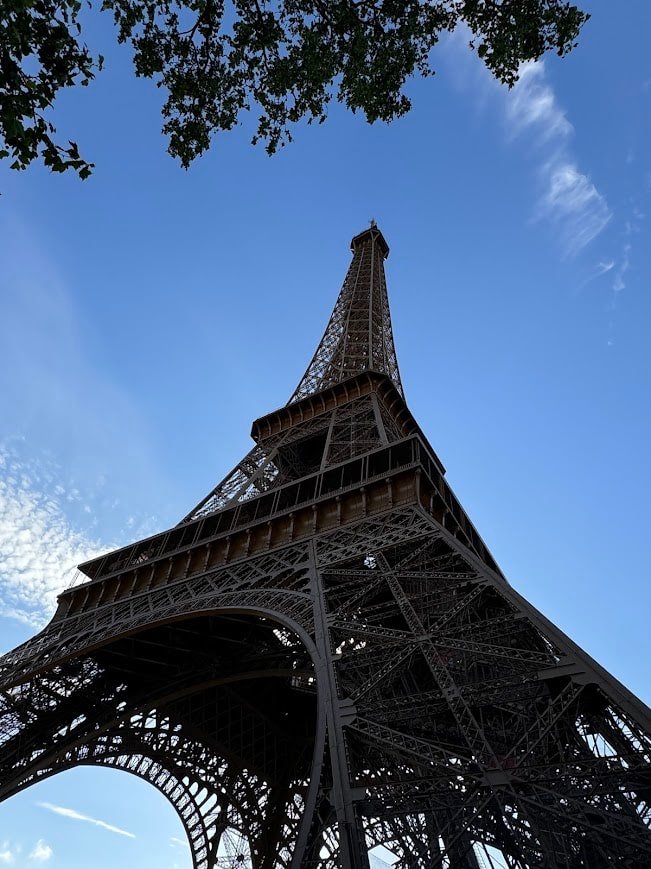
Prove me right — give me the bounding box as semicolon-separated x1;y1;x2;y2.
1;1;650;865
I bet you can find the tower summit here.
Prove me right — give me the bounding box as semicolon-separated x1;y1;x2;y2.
290;223;402;403
1;228;650;868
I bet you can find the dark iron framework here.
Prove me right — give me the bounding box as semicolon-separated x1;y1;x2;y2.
1;224;650;868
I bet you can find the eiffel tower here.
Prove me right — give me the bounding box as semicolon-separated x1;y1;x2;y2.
1;224;650;868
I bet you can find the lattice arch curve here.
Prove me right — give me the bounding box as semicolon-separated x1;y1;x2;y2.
0;605;328;869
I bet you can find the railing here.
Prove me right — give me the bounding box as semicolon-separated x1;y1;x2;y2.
67;569;88;589
68;431;498;592
71;437;423;588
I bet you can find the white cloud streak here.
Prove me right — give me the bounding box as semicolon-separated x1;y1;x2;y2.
613;242;631;293
576;257;615;293
38;802;136;839
442;34;611;257
596;260;615;277
29;841;53;862
0;844;14;864
505;61;611;256
505;62;573;141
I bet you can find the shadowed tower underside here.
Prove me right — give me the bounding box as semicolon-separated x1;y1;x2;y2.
1;225;650;868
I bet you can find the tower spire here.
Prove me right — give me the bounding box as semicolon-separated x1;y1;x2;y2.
289;223;403;404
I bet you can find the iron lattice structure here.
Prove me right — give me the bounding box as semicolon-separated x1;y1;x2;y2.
1;225;650;868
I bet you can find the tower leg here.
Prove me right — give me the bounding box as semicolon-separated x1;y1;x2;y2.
310;543;370;869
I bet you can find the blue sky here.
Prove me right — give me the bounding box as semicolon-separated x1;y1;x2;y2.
1;0;650;864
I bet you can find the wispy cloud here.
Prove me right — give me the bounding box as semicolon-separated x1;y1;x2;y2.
0;843;21;865
505;62;573;141
537;160;611;255
0;214;172;631
595;260;615;277
504;61;611;256
0;440;163;629
38;802;136;839
441;35;611;257
576;258;615;294
606;214;640;346
0;215;173;576
29;841;53;863
0;446;105;627
613;243;631;294
170;836;190;849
